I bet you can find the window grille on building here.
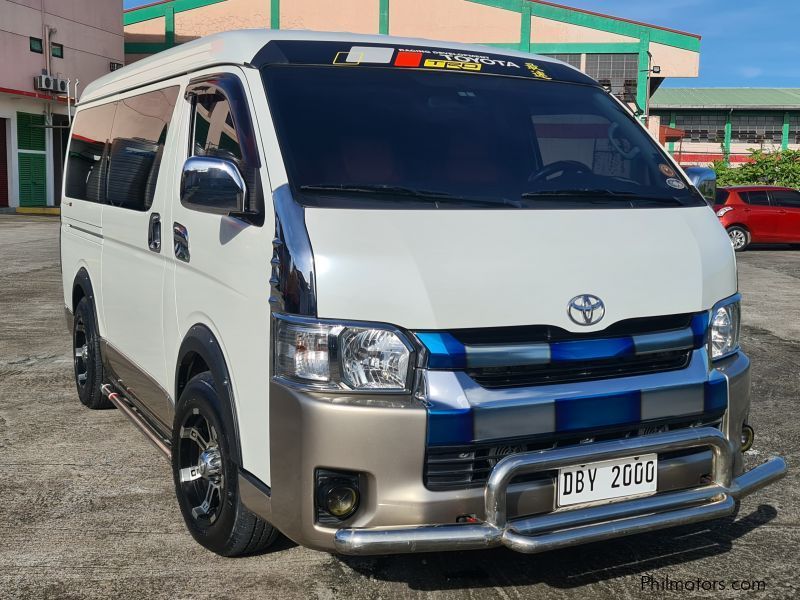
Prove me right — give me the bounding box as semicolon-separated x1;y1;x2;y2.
730;113;783;145
584;54;638;103
542;54;581;69
674;112;727;143
789;115;800;144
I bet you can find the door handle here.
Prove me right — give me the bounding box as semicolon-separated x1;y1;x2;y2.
173;222;190;263
148;213;161;252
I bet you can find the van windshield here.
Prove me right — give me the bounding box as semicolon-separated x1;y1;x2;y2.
261;66;704;209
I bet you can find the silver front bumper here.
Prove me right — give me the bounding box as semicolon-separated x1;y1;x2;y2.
334;427;786;555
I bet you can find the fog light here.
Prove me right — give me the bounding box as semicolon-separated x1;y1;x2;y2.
741;424;755;452
325;484;359;518
316;469;361;523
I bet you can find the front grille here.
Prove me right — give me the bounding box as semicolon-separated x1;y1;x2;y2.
449;313;694;345
468;349;692;389
424;415;722;491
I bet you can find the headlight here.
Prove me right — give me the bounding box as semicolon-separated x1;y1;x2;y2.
709;298;740;360
274;316;412;391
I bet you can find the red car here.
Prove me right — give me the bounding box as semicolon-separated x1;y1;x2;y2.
714;186;800;251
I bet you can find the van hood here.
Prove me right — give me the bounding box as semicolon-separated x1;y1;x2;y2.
304;206;736;332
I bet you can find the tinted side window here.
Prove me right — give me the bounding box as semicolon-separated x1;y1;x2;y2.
192;93;243;167
106;86;180;211
771;190;800;208
65;103;117;202
744;191;770;206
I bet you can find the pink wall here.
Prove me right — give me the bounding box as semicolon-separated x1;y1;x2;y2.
0;0;124;95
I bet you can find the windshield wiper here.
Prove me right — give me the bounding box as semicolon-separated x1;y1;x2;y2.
520;188;684;206
300;183;522;208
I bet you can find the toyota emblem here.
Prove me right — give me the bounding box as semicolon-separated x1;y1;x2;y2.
567;294;605;326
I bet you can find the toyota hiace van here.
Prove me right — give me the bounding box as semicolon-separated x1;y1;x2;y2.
61;30;786;556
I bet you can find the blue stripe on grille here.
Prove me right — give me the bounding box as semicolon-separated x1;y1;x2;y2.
427;406;473;445
550;337;635;362
555;391;641;431
416;332;466;369
691;312;710;348
417;314;706;369
705;371;728;412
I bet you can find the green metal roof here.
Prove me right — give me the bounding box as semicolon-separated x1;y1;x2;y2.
651;88;800;110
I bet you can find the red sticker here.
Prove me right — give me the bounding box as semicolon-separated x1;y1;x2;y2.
394;51;423;68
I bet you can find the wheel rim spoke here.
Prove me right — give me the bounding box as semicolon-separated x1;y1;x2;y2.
181;426;210;450
191;480;218;519
180;466;203;483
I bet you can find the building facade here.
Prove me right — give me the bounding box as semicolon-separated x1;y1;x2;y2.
124;0;701;117
0;0;124;208
651;89;800;166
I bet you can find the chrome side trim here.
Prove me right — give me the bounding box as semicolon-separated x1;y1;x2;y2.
269;184;316;316
101;384;171;459
67;223;103;239
334;427;787;555
101;339;174;432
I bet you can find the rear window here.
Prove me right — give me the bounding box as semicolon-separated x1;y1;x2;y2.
714;189;730;206
743;191;770;206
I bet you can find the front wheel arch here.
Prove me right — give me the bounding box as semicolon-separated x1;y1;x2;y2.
175;325;242;466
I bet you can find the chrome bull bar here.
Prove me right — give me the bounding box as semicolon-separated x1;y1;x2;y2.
334;427;787;555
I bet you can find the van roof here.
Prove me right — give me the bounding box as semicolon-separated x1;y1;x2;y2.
81;29;579;104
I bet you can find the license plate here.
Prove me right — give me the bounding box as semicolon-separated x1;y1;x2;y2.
557;454;658;508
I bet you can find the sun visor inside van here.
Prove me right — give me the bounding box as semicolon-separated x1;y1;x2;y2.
251;40;597;85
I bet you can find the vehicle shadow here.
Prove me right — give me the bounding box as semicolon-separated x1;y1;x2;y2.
746;244;798;251
336;505;777;591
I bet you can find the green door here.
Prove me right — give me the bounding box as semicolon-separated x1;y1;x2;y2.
18;153;47;207
17;112;47;207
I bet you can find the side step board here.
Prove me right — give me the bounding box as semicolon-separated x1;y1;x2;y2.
101;383;171;459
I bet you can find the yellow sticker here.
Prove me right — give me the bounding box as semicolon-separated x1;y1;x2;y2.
525;62;552;80
424;58;482;71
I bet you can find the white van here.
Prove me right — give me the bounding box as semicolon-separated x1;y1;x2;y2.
60;30;786;557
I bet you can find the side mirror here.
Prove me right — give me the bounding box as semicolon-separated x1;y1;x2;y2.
684;166;717;205
180;156;247;215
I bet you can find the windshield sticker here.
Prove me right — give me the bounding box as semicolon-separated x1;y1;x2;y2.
424;58;482;71
525;63;552;80
258;40;596;85
332;45;528;76
659;164;676;177
394;50;423;67
666;178;686;190
333;45;395;65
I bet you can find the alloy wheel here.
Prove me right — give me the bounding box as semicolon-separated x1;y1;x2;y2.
74;317;89;388
728;229;747;250
177;409;225;525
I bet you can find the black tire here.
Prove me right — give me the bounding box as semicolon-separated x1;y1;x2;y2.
73;296;112;410
726;226;750;252
172;372;279;556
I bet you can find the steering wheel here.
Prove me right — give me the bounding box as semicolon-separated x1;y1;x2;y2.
529;160;591;183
